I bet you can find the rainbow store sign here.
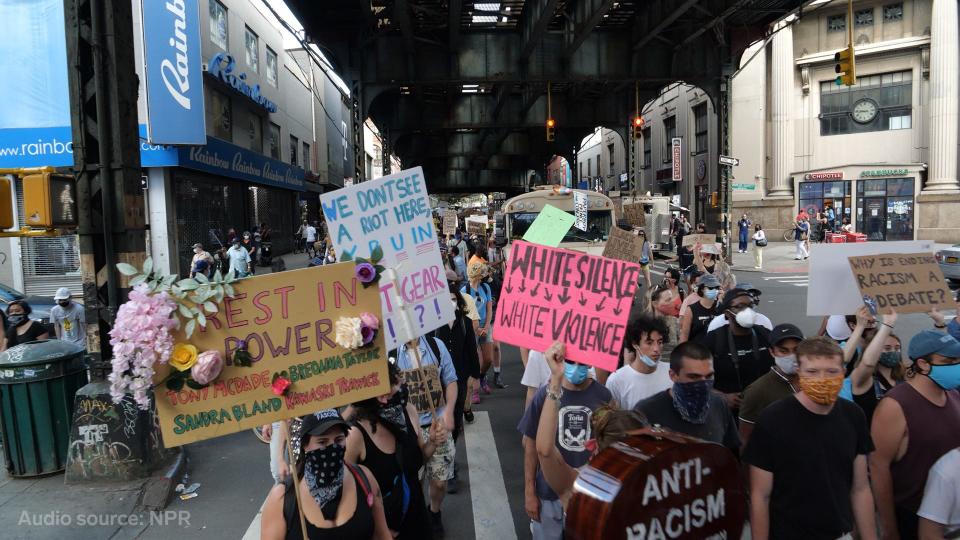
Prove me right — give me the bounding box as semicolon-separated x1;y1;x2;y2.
205;53;279;113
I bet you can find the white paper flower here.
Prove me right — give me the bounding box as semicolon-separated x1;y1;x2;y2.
334;317;364;349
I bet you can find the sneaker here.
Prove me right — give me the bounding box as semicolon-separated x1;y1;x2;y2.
471;389;480;404
464;410;475;424
430;510;445;537
481;380;492;395
447;477;458;494
493;373;508;389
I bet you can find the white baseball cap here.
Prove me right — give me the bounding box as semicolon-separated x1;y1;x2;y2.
54;287;72;300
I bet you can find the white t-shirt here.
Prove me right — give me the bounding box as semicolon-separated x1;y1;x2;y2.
521;350;596;390
605;362;672;410
706;312;774;332
305;225;317;243
918;448;960;534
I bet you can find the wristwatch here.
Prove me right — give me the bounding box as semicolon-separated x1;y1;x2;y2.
546;386;563;402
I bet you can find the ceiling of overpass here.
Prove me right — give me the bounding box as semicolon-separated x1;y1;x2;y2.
286;0;806;193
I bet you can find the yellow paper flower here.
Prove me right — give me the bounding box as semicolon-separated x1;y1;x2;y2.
170;343;199;372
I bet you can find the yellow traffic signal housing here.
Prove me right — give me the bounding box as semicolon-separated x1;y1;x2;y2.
546;118;556;142
834;45;856;86
710;191;719;208
22;173;78;228
0;177;14;230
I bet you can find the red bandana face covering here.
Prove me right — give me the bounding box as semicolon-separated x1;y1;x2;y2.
798;375;844;405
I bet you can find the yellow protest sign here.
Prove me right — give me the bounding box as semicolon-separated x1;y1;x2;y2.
847;252;954;314
153;264;390;446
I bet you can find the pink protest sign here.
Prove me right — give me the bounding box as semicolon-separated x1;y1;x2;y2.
495;241;640;371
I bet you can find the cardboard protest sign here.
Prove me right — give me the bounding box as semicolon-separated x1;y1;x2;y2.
622;204;646;227
806;240;935;316
153;265;390;446
574;191;588;232
847;253;953;314
466;216;487;236
495;240;640;371
681;233;716;247
602;226;644;263
522;204;575;247
321;167;456;349
442;210;457;236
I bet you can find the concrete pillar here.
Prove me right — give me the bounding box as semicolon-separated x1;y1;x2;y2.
924;0;960;194
768;23;794;198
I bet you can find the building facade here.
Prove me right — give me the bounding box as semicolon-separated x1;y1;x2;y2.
732;0;959;242
576;128;627;192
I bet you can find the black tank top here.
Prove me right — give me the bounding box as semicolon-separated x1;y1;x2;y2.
689;301;716;341
282;465;375;540
356;422;406;531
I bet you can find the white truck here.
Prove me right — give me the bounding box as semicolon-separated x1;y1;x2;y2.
620;195;673;252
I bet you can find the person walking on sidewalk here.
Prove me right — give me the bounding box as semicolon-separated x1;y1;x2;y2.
738;214;752;253
794;217;810;260
752;224;767;270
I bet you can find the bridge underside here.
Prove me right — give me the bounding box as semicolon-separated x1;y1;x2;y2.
288;0;804;194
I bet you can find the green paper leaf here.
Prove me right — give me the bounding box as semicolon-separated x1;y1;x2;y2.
166;376;184;392
163;275;177;287
225;269;236;283
130;275;147;286
178;303;192;319
339;251;353;262
185;319;197;338
117;263;138;276
355;257;369;265
203;301;218;313
197;311;207;328
214;269;223;283
271;372;279;384
177;279;199;291
195;272;209;284
186;379;208;390
370;245;384;263
142;257;153;276
374;265;385;274
224;284;235;297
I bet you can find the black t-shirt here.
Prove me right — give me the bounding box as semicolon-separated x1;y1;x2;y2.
743;396;874;540
697;326;774;394
635;390;741;452
6;321;48;347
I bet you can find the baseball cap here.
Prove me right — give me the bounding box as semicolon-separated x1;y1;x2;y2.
299;409;349;437
737;282;762;298
54;287;71;300
697;274;721;289
192;243;203;250
908;330;960;361
719;288;753;312
826;315;853;341
445;269;459;282
770;324;804;346
700;243;720;256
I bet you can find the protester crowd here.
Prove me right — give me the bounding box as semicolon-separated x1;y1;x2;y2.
258;220;960;540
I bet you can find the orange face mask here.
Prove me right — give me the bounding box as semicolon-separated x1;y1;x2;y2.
798;375;845;405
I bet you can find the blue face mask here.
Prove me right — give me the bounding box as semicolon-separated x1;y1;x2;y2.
703;289;719;300
671;379;714;424
927;362;960;391
639;353;657;368
563;362;590;385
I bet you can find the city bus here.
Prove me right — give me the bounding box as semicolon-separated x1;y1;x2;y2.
503;186;615;256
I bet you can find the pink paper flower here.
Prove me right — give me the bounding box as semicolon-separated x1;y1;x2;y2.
191;350;224;385
359;312;379;331
271;376;291;396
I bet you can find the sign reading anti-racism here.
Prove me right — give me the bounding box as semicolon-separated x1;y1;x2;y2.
847;252;953;314
442;210;457;236
602;227;644;263
495;241;639;371
682;234;717;247
622;204;646;227
153;265;390;446
321;167;455;349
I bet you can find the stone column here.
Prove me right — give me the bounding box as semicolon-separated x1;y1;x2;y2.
924;0;960;193
768;22;795;198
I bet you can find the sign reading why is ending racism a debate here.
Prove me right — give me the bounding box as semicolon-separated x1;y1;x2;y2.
321;167;455;349
495;241;640;371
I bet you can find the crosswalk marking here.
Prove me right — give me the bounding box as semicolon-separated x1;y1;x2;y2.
466;411;518;540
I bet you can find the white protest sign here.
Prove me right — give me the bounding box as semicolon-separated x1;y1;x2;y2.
321;167;455;349
574;191;588;232
806;240;935;316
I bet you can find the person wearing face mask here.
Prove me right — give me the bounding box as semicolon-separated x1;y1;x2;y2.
605;316;672;410
260;409;392;540
659;267;684;316
694;242;736;290
697;288;775;411
345;363;442;540
5;300;49;348
241;231;259;274
50;287;86;348
650;287;680;357
518;342;612;540
870;331;960;540
635;342;740;452
737;214;752;253
744;337;877;540
738;324;804;446
705;283;775;333
189;243;214;279
839;310;906;425
679;274;721;343
227;238;252;278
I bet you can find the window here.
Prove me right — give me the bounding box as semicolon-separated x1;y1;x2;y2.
642;128;651;168
266;47;278;87
302;142;311;171
244;26;259;72
290;135;299;166
248;115;262;153
268;123;281;159
607;143;615;176
855;8;874;26
341;121;348;161
819;70;913;135
693;103;708;154
587;158;592;178
827;13;846;32
209;1;228;49
856;177;914;241
662;116;676;161
209;89;232;140
883;3;903;21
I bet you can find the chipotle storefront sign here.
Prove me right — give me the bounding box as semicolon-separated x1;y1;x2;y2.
803;172;844;181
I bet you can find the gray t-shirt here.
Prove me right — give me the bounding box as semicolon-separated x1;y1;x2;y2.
50;302;85;347
636;389;740;452
517;381;612;500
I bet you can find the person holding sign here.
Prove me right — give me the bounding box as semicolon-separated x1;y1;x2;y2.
462;263;505;392
870;331;960;540
694;243;736;291
679;274;721;343
744;337;877;540
260;409;392;540
839;309;906;425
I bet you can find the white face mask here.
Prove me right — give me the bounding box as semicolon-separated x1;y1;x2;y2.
774;354;798;375
734;307;757;328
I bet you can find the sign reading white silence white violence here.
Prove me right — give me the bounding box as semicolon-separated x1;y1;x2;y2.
321;167;455;349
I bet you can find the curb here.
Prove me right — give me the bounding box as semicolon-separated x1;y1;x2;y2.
138;447;188;511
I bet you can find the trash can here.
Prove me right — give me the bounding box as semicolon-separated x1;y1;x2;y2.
0;340;87;477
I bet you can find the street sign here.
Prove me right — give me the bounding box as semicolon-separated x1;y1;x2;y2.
719;155;740;167
671;138;682;182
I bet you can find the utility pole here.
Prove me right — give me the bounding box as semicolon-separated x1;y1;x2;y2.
719;71;733;261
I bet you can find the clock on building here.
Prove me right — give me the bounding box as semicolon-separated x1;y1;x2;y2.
851;98;879;124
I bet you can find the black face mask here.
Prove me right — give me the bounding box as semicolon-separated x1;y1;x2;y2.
8;315;26;326
303;443;347;521
379;385;409;432
58;300;70;308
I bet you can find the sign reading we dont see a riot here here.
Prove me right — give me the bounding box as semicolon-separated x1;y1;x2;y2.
848;252;954;314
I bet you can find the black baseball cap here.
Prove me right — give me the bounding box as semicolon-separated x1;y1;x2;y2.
718;288;753;312
299;409;349;437
770;324;804;346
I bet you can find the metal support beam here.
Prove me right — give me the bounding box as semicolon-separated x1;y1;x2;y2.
563;0;616;58
352;81;366;183
719;74;732;261
448;0;462;51
519;0;562;61
675;0;753;50
395;0;416;78
633;0;700;51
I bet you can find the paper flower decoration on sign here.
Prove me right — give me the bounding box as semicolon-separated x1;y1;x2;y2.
334;312;380;350
339;244;386;289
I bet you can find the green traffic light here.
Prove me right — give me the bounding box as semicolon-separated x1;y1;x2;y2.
835;76;843;86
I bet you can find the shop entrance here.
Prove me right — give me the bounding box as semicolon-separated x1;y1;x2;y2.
798;180;851;232
856;178;915;241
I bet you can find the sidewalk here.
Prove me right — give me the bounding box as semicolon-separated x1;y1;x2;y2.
732;242;809;274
